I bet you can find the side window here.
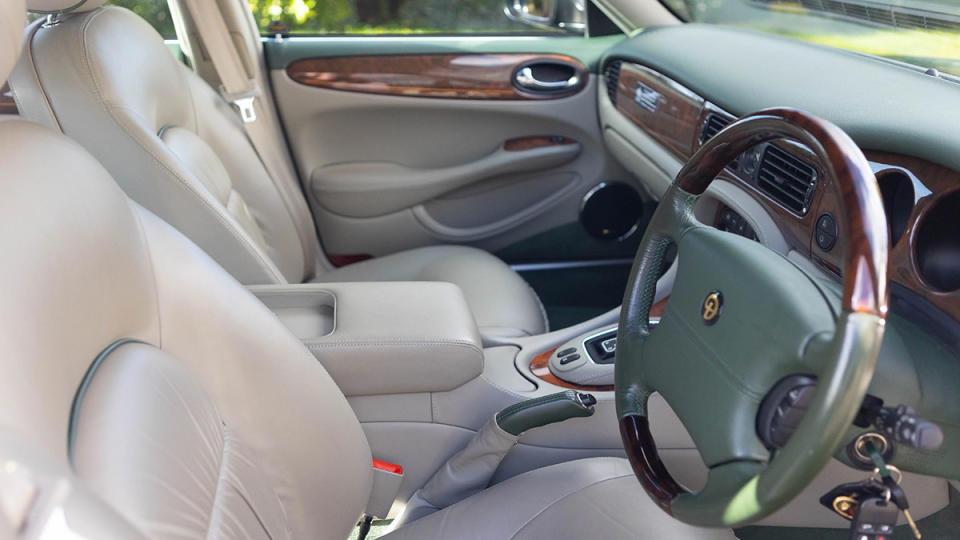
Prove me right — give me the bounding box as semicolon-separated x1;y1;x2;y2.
247;0;568;35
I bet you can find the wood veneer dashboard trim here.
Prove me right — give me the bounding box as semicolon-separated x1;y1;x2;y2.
610;60;960;321
286;54;588;100
614;63;703;158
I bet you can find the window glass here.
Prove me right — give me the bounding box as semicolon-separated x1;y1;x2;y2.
659;0;960;78
107;0;177;38
247;0;565;35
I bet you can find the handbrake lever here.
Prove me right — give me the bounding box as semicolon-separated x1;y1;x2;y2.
394;392;596;527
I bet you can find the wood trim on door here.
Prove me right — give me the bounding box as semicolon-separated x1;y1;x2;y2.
286;54;588;100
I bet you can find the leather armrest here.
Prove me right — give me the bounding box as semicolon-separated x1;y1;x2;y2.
248;282;483;396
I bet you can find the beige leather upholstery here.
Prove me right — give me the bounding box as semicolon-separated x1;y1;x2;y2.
251;282;485;396
12;4;549;337
0;118;372;539
323;246;548;336
384;458;737;540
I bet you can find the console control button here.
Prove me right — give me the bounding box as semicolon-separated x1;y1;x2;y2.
557;348;576;357
559;354;581;365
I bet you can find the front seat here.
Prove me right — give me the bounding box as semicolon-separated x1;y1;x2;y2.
10;0;548;338
0;3;733;538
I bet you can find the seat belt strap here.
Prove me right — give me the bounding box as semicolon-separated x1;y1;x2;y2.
179;0;260;123
171;0;323;280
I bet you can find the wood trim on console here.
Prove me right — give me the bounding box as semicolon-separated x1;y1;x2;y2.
529;347;615;392
287;54;588;100
528;299;667;392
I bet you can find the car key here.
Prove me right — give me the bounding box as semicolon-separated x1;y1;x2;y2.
848;496;899;540
879;470;922;539
866;441;923;540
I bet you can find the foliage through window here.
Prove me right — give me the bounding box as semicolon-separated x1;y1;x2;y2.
108;0;176;38
247;0;565;35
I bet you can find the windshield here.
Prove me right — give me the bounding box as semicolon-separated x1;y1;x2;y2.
659;0;960;77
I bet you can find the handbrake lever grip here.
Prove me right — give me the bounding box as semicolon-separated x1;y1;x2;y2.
496;391;597;436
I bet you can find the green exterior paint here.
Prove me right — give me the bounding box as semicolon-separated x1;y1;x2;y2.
264;34;626;72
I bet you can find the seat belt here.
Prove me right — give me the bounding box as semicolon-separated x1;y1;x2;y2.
173;0;322;280
178;0;258;122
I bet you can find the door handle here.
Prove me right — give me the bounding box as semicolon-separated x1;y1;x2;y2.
514;66;580;92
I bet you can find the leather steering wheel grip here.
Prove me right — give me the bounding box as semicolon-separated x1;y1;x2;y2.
616;108;889;526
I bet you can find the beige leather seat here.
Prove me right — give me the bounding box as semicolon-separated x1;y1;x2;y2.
10;0;547;337
0;3;733;538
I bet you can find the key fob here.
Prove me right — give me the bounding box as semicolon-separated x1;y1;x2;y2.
819;481;885;520
849;497;898;540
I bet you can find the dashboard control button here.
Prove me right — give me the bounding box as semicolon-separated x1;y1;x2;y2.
816;213;838;252
557;347;576;357
559;354;581;365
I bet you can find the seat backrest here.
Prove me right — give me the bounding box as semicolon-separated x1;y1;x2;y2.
0;5;372;536
11;3;318;285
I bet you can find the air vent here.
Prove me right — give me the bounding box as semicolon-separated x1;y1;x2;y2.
700;113;731;144
604;60;622;103
757;145;817;215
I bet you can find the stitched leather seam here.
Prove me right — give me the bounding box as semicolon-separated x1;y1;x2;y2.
130;205;164;349
77;10;285;284
11;20;64;133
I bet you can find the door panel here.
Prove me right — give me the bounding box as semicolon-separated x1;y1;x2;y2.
285;53;588;100
265;34;649;281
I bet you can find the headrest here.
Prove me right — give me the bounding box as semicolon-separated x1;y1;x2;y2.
0;0;25;81
27;0;107;14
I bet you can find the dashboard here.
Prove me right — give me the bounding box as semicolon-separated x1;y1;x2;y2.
604;59;960;329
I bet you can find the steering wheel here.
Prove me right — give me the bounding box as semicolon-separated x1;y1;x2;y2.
616;108;889;527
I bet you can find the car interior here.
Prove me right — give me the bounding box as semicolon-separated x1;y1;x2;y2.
1;0;959;538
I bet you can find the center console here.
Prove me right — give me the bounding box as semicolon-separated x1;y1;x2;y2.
248;281;484;396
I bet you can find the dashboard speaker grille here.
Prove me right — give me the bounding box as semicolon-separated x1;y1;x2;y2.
757;145;818;215
604;60;622;103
